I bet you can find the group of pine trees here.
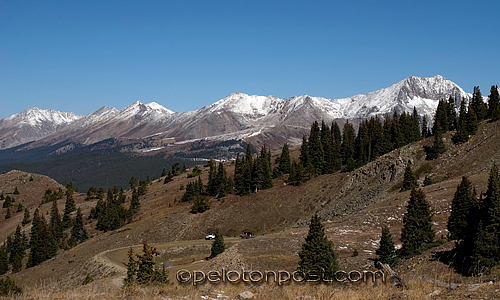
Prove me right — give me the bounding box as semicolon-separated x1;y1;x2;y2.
124;241;169;286
90;185;133;232
431;86;500;146
298;110;424;178
234;144;273;195
0;181;90;274
447;164;500;275
376;188;436;266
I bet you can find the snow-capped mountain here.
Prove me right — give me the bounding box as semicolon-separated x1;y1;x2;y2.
0;75;473;154
0;108;83;150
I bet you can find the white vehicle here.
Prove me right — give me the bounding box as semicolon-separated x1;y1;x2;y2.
205;233;216;240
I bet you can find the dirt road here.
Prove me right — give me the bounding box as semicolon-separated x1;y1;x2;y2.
99;237;242;286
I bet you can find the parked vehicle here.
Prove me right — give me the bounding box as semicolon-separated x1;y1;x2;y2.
240;232;255;239
205;233;216;240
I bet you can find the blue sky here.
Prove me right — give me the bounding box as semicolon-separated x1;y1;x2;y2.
1;0;499;118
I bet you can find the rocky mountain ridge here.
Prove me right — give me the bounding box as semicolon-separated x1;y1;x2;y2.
0;75;472;154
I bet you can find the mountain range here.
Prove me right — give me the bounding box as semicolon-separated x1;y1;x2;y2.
0;75;471;159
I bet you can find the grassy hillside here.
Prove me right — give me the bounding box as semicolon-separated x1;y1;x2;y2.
2;119;500;299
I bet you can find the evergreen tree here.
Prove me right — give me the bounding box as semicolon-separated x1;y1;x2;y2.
10;226;25;266
124;247;137;285
215;162;228;197
453;98;470;144
2;195;12;208
448;176;474;241
421;115;430;138
129;176;137;189
331;122;342;171
341;121;356;172
13;186;19;195
471;86;487;121
161;167;167;177
465;104;479;136
190;195;211;214
299;136;310;168
251;145;273;192
321;121;334;174
0;245;8;275
447;96;458;131
411;107;422;142
49;200;63;245
390;112;406;149
209;230;225;259
308;121;325;174
134;241;168;285
400;189;435;258
401;165;419;191
130;187;140;213
376;226;399;267
206;159;217;196
488;85;500;120
27;210;57;267
163;170;174;184
433;99;449;134
5;207;10;220
426;127;446;160
71;208;88;244
297;214;339;279
277;143;291;175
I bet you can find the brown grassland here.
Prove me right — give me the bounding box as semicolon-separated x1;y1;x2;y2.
1;119;500;299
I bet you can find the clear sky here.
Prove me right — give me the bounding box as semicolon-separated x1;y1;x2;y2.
1;0;499;118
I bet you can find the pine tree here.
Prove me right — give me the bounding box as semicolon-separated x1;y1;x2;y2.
299;136;310;167
0;245;8;275
376;226;399;267
447;96;458;131
341;121;356;172
471;86;487;121
130;187;140;213
23;208;32;225
207;159;217;196
465;104;479;136
400;189;435;258
411;107;422;142
13;186;19;195
27;210;57;267
433;99;449;134
488;85;500;121
215;162;228;197
447;176;474;241
124;247;137;285
163;170;174;184
71;208;88;244
209;230;225;259
5;207;10;220
331;122;342;171
297;214;339;279
421;115;430;138
401;165;419;191
321;121;334;174
426;127;446;160
190;195;211;214
10;226;25;268
453;98;470;144
308;121;325;174
277;143;291;175
49;200;63;245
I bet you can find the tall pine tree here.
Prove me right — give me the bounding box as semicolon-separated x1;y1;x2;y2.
297;214;339;279
400;189;435;258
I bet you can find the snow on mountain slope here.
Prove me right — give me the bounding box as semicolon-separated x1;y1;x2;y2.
0;108;83;149
0;75;473;152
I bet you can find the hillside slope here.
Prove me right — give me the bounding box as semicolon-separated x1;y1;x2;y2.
2;119;500;291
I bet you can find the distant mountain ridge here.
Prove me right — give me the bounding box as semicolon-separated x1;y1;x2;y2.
0;75;472;153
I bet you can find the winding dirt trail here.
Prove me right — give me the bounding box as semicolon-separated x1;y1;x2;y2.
98;237;242;286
